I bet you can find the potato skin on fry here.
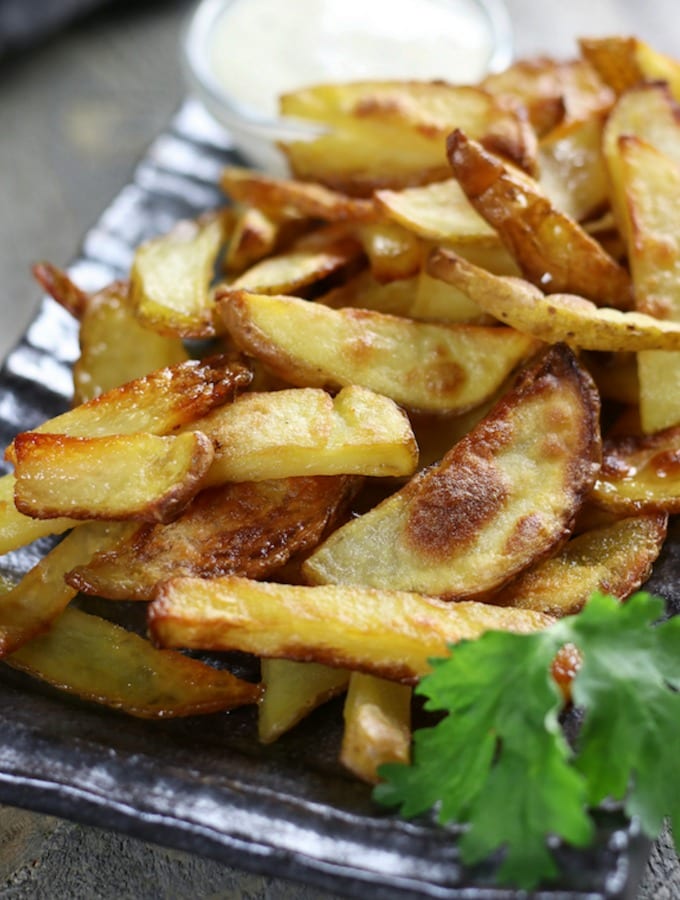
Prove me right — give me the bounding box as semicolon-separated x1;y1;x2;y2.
149;574;552;684
304;344;602;600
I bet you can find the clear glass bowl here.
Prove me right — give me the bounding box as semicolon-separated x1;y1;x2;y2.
181;0;514;172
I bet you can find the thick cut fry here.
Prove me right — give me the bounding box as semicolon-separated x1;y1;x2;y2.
218;290;541;414
149;575;552;684
221;167;379;222
225;205;281;274
279;81;536;195
614;137;680;431
0;521;133;657
13;431;214;523
492;513;667;617
4;355;252;465
355;221;423;283
194;385;418;483
428;248;680;351
320;270;418;316
375;179;498;245
130;213;229;338
447;130;633;309
580;36;680;99
340;673;411;784
592;426;680;513
258;659;349;743
304;345;601;600
7;606;259;718
67;476;359;601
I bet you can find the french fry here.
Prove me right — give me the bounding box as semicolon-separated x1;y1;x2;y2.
340;673;411;784
258;659;349;743
592;425;680;512
67;476;359;601
4;355;251;465
194;385;418;483
149;574;553;684
0;521;133;657
447;129;633;309
218;290;541;414
354;221;423;283
303;345;601;599
428;248;680;351
279;80;537;194
130;212;230;338
580;35;680;99
492;513;667;617
13;431;214;523
7;606;259;718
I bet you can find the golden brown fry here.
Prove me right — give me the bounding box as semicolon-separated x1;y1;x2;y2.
67;476;359;601
279;80;537;194
148;574;552;684
218;290;541;414
32;261;90;319
592;426;680;513
0;473;78;554
303;344;601;599
194;385;418;483
0;521;133;657
7;606;259;718
225;205;281;274
340;673;411;784
428;248;680;351
4;355;252;465
258;659;349;743
354;221;423;283
130;212;230;338
13;431;214;523
492;513;667;617
221;166;379;222
446;129;633;309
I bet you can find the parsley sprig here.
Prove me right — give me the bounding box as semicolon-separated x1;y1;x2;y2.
374;591;680;889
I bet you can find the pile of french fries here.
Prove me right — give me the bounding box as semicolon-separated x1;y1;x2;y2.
3;35;680;783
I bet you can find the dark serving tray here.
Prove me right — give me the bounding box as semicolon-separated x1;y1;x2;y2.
0;98;672;900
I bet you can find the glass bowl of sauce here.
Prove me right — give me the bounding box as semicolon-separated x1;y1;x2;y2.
182;0;514;172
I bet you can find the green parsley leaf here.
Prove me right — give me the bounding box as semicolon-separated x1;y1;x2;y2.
374;591;680;889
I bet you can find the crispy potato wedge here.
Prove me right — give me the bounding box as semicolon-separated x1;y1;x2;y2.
447;129;633;309
32;266;189;403
538;113;609;223
130;212;231;338
230;228;363;294
224;205;281;274
0;521;133;657
375;179;498;245
218;290;541;414
481;56;614;135
258;658;349;743
428;248;680;351
148;574;552;684
580;35;680;98
4;355;251;465
195;385;418;483
13;431;214;523
279;81;537;195
221;166;379;222
67;476;359;601
592;426;680;512
410;270;490;324
340;673;411;784
492;513;667;617
304;344;601;599
7;606;259;718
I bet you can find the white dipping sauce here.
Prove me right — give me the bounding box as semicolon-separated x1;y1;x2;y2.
208;0;497;119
